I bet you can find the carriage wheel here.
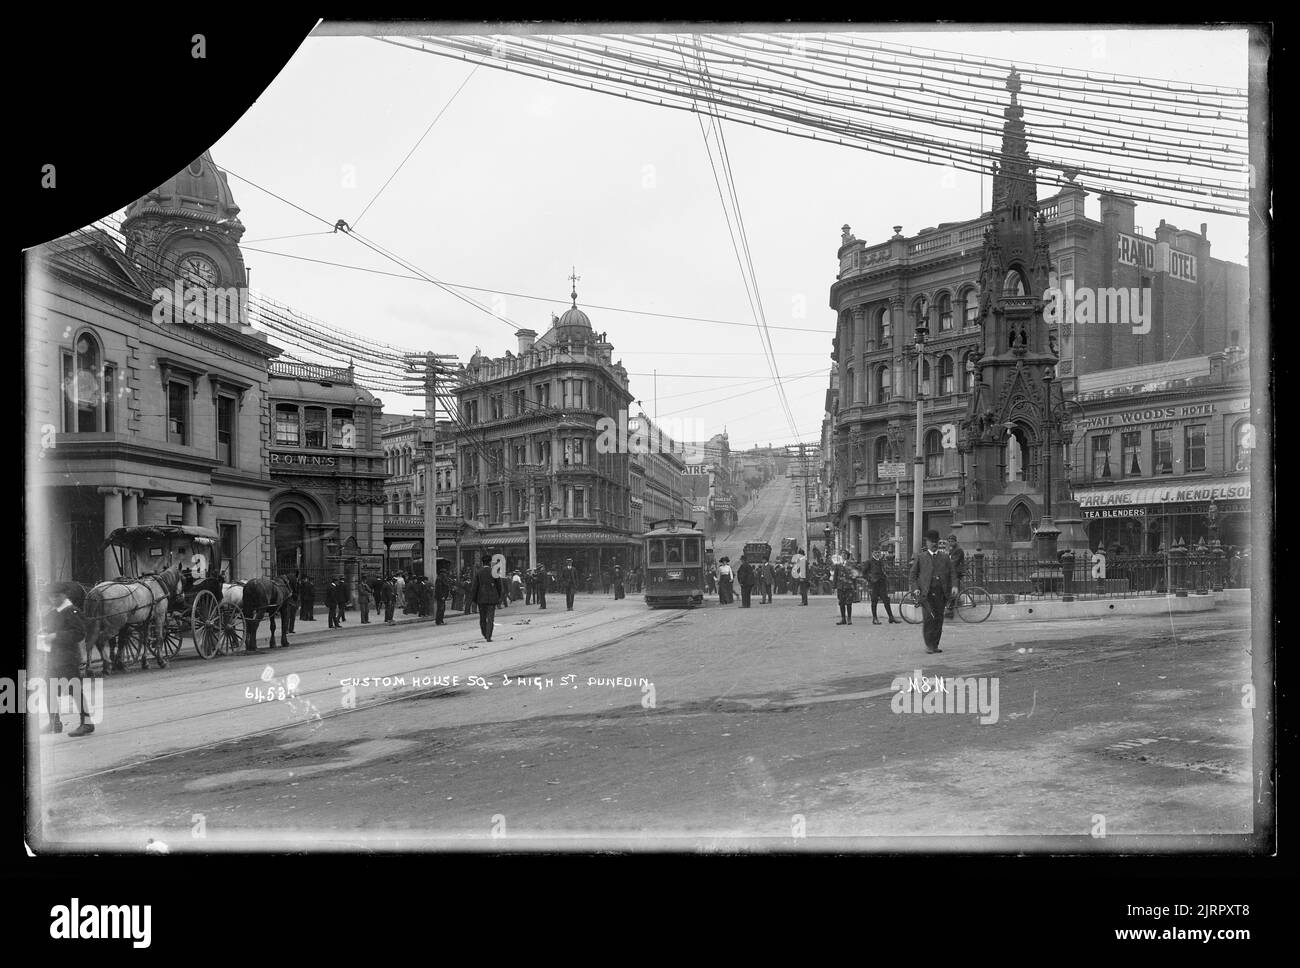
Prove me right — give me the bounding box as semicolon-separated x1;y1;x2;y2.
159;610;184;658
191;590;223;660
218;602;247;655
117;624;145;664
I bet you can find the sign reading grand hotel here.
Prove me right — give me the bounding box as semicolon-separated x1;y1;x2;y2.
1117;232;1155;270
270;452;337;467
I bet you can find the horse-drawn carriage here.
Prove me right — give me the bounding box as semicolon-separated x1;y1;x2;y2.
87;525;248;672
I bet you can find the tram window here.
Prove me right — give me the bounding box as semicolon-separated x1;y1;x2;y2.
665;540;682;563
649;540;664;564
685;541;700;563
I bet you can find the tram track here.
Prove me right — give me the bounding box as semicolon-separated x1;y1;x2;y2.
42;606;689;784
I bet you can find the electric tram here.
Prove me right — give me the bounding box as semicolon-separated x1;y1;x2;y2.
641;518;707;607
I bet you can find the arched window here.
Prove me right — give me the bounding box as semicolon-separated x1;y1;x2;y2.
63;331;112;433
876;364;892;403
921;358;932;396
877;306;891;345
404;490;413;515
939;355;955;396
963;287;980;326
845;364;855;405
925;429;944;478
961;351;975;393
1002;269;1027;296
938;293;953;331
1010;502;1033;542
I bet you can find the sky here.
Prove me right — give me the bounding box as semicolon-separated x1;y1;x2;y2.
208;23;1253;450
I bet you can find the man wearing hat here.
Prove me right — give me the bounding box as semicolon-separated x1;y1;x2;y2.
37;583;96;736
909;529;957;654
865;549;899;624
945;533;966;618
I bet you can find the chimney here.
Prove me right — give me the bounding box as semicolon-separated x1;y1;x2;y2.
516;328;537;354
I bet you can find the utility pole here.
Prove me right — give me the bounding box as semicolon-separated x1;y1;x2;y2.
402;351;459;580
422;351;437;581
912;317;929;559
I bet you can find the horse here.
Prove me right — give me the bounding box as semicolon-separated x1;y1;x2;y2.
81;561;183;674
241;574;298;650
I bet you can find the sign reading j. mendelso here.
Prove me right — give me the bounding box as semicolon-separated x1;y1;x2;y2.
1078;482;1250;508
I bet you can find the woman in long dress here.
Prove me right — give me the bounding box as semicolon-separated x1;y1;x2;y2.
717;557;735;604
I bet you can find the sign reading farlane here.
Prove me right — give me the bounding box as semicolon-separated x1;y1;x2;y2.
270;453;337;467
1078;482;1250;508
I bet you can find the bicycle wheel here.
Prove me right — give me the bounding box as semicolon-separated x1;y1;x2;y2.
955;586;993;623
897;590;923;625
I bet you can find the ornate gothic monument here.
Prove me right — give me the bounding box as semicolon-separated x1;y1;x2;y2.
956;71;1087;558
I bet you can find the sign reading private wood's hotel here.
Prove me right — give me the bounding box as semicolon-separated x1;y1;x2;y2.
1075;399;1249;430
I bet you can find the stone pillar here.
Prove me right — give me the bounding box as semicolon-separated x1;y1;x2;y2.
122;489;142;527
197;496;213;530
853;306;867;404
98;487;123;578
182;495;198;526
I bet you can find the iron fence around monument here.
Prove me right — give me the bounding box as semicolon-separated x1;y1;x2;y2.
961;552;1232;601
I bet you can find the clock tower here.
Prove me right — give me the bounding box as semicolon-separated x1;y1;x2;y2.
956;70;1086;558
122;150;251;328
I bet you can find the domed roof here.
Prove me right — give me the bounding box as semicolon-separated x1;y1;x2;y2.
551;269;594;341
557;305;591;330
123;151;243;231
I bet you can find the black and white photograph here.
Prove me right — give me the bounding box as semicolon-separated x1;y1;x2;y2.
17;18;1273;914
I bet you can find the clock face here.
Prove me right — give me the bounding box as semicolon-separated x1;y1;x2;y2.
179;253;219;287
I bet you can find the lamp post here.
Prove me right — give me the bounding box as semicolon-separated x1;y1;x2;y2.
1035;362;1061;567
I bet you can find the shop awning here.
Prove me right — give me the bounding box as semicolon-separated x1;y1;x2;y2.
1075;479;1250;508
385;541;421;556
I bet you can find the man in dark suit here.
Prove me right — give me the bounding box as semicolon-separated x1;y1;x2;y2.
909;529;957;654
865;550;899;625
434;568;452;625
38;584;95;736
534;565;549;609
469;554;503;642
381;577;396;625
945;534;967;619
299;576;315;621
560;558;578;611
326;576;346;629
737;556;756;608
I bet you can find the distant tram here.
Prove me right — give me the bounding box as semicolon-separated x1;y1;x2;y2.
642;518;707;608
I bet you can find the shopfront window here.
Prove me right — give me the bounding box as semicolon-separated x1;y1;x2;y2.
649;539;664;564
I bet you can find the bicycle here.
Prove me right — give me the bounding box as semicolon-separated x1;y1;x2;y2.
897;586;994;624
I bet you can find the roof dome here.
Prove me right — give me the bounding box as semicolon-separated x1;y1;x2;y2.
123;151;244;234
557;305;591;330
552;269;593;341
